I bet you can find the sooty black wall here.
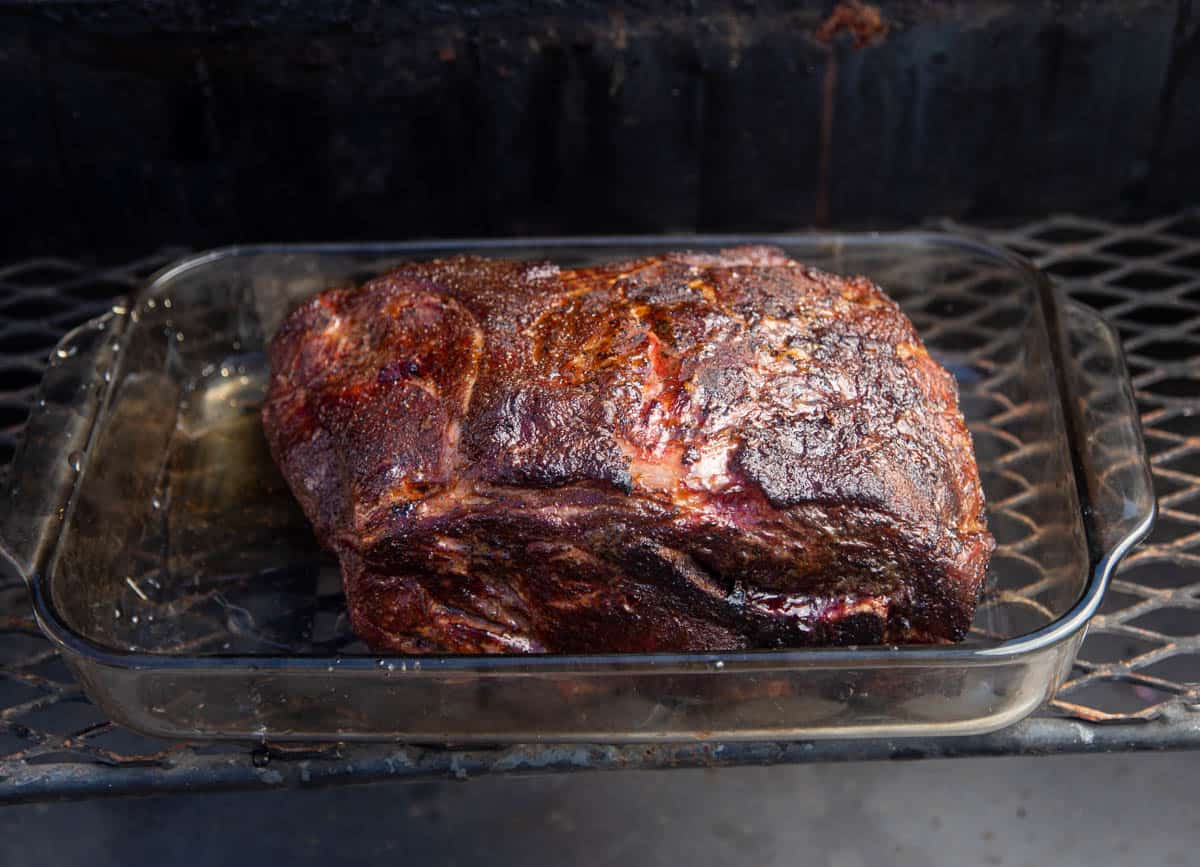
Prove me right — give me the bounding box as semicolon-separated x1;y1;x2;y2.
2;1;1197;258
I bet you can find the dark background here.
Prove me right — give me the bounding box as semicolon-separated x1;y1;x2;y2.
2;0;1199;260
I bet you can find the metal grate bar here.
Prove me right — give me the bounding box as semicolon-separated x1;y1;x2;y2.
1;218;1199;801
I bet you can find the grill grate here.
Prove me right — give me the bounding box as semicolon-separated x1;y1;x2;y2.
1;217;1199;800
980;214;1200;723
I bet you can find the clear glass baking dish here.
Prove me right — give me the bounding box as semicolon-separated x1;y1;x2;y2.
0;234;1154;743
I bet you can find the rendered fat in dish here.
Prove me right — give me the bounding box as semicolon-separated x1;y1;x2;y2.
262;246;994;653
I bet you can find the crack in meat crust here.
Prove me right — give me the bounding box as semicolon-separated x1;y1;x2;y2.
263;246;994;653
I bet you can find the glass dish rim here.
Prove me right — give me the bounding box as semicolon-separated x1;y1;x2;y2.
22;231;1156;675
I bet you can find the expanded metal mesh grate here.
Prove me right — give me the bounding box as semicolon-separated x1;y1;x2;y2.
0;217;1198;798
981;213;1200;723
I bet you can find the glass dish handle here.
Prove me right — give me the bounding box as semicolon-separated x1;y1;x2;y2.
1059;299;1156;564
0;311;125;584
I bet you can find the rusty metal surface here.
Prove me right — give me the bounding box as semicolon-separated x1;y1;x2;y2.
1;215;1199;801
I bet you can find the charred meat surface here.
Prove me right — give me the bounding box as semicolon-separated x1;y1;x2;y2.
263;247;993;653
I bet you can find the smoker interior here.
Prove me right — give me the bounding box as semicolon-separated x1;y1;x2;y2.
3;1;1197;262
0;0;1197;797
